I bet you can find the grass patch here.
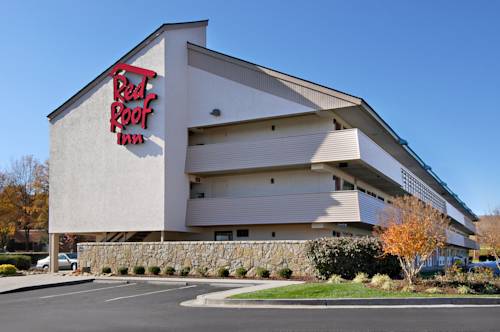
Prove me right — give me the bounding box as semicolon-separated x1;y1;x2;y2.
231;283;500;299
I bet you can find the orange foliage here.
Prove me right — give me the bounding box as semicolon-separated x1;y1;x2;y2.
374;195;449;284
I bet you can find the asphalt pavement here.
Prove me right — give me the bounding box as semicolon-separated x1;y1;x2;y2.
0;281;498;332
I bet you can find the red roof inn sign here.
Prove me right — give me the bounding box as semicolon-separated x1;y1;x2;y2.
109;63;157;145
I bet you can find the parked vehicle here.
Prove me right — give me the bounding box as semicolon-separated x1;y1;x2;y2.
467;261;500;276
36;253;78;270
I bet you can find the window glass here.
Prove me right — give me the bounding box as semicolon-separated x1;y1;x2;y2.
214;231;233;241
342;180;355;191
236;229;249;238
58;254;66;260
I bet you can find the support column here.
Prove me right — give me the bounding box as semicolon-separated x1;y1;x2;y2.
160;231;165;242
49;233;59;273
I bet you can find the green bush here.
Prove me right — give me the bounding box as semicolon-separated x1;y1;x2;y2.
352;272;370;284
133;266;145;275
164;266;175;276
255;267;270;278
305;237;401;280
0;264;17;275
327;274;345;284
118;267;128;275
235;267;247;278
0;254;31;270
101;267;112;274
148;266;161;275
196;266;209;277
180;266;191;277
217;267;229;278
277;268;293;279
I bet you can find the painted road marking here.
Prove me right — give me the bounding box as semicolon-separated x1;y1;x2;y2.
40;283;137;299
105;285;197;302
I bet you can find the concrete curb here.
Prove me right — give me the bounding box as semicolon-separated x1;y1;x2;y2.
207;296;500;306
0;278;95;294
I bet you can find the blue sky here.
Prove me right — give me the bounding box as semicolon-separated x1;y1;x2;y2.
0;0;498;214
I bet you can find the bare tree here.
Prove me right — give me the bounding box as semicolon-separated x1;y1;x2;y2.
374;195;449;284
477;209;500;271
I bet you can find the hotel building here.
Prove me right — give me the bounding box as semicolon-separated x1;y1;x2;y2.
47;20;478;270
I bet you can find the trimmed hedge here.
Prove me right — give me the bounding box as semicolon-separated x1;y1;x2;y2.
306;237;401;280
0;254;31;270
133;266;145;275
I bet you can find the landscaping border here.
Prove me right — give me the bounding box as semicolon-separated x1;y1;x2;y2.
210;297;500;306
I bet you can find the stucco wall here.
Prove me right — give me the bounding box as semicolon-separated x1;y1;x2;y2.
49;34;167;234
77;241;315;277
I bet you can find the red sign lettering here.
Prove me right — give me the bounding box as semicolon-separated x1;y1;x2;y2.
109;63;157;145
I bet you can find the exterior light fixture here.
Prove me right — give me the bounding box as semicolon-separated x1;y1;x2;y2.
210;108;221;116
398;138;408;146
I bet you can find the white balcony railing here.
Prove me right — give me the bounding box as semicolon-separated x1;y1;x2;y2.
186;190;385;227
186;128;474;235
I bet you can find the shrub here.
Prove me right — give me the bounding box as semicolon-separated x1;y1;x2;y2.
306;237;401;280
164;266;175;276
0;254;31;270
457;285;475;295
255;267;270;278
327;274;345;284
235;267;247;278
133;266;145;275
425;287;442;294
101;267;112;274
217;267;229;278
180;266;191;277
118;267;128;275
483;283;498;294
196;266;209;277
371;274;392;287
401;284;416;293
0;264;17;275
352;272;370;284
277;268;293;279
148;266;161;275
380;280;396;291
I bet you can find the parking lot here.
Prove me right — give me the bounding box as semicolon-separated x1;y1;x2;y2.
1;281;499;332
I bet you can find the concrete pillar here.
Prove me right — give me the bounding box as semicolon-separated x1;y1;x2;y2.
160;231;165;242
49;233;59;273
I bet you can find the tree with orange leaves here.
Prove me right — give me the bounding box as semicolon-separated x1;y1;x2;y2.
476;210;500;271
374;195;449;284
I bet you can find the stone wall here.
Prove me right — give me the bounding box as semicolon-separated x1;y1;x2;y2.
77;241;315;277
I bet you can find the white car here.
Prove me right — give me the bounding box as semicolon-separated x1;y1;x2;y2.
36;253;78;271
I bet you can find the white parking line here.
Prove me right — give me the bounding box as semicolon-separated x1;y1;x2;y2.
40;283;137;299
105;285;197;302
